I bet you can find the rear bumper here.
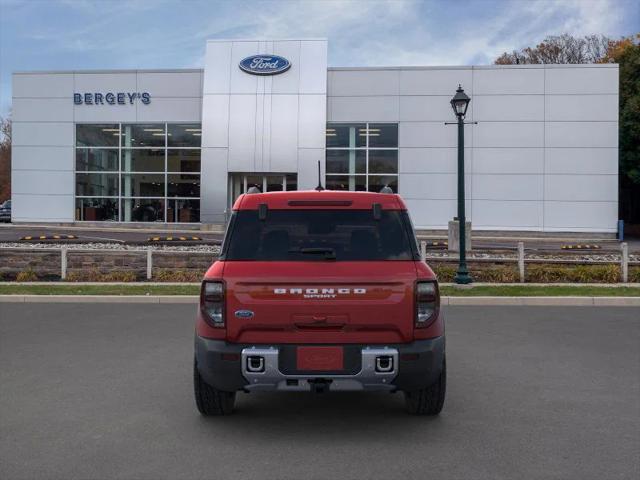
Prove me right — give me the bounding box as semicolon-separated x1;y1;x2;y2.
194;336;445;393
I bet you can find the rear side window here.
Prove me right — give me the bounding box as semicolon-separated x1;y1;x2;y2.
224;210;418;261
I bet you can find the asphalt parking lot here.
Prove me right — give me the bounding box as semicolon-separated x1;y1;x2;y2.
1;303;638;480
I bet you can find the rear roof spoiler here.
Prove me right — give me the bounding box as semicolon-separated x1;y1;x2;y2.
287;200;353;207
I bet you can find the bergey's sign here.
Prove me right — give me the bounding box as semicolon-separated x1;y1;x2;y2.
74;92;151;105
239;55;291;75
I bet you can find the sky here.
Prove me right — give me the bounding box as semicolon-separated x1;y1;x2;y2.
0;0;638;116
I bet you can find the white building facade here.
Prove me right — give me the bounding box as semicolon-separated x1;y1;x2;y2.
11;39;619;232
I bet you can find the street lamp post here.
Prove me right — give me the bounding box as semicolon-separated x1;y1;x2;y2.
450;85;473;284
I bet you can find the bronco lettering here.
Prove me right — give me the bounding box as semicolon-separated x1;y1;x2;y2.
273;288;367;295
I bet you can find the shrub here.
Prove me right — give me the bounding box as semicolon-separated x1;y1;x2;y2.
629;266;640;283
102;271;138;282
153;269;204;282
16;269;38;282
431;261;623;283
526;264;620;283
431;264;456;282
471;264;519;283
430;262;519;283
66;269;138;282
66;270;90;282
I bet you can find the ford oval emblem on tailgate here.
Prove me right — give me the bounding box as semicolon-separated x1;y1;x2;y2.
235;310;254;318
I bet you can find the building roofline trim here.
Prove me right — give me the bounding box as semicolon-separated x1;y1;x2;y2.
328;63;618;71
206;38;328;42
13;69;204;75
14;63;618;76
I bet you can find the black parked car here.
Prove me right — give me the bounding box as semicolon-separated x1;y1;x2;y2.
0;200;11;222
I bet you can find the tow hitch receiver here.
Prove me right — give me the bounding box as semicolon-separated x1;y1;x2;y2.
308;379;332;393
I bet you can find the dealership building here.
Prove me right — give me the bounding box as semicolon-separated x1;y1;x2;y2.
11;39;619;232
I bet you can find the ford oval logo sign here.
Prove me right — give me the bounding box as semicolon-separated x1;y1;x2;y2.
235;310;254;319
239;55;291;75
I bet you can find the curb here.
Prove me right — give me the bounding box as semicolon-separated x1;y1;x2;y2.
1;282;639;287
444;296;640;306
1;295;639;306
0;295;198;304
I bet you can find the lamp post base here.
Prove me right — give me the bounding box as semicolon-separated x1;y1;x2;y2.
454;269;473;285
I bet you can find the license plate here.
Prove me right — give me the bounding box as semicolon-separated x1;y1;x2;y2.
296;346;344;371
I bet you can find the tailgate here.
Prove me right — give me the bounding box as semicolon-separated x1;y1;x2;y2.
223;261;417;344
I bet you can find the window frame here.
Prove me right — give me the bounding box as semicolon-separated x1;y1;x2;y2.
325;122;399;193
74;122;202;223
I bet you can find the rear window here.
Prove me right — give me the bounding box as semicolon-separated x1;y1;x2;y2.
223;210;418;261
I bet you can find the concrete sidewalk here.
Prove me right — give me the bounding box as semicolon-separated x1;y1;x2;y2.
1;294;639;306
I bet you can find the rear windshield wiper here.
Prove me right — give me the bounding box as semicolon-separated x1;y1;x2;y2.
288;247;337;260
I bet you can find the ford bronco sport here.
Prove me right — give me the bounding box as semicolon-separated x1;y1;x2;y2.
194;189;445;415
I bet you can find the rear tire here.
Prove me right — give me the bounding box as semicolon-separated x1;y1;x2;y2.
193;359;236;415
404;358;446;415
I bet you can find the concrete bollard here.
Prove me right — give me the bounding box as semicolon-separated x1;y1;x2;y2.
147;247;153;280
61;246;67;280
517;242;525;283
420;240;426;261
621;242;628;283
447;220;471;252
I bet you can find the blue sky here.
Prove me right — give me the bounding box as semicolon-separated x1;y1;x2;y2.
0;0;638;116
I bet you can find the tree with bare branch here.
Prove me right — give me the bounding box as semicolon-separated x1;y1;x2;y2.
495;34;611;64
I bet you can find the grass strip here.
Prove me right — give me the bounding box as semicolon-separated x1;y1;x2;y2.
440;285;640;297
0;284;639;297
0;284;199;296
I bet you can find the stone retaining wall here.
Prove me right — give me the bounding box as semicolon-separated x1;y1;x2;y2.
67;252;147;277
0;249;214;280
152;251;214;270
0;250;61;279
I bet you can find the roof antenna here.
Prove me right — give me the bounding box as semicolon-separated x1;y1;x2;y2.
315;160;325;191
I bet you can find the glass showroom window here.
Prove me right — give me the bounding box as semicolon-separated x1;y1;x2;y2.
75;123;201;222
325;123;398;193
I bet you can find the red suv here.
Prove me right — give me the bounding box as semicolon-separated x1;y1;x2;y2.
194;190;445;415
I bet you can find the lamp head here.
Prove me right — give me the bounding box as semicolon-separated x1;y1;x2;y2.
450;84;470;118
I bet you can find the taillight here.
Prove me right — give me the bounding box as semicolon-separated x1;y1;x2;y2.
201;280;225;328
415;281;439;328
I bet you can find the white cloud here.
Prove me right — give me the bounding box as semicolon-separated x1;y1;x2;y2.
9;0;632;67
192;0;630;66
0;0;634;115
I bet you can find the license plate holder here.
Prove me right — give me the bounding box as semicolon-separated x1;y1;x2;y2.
296;346;344;371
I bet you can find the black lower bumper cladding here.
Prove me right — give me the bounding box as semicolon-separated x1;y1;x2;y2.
195;336;445;393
